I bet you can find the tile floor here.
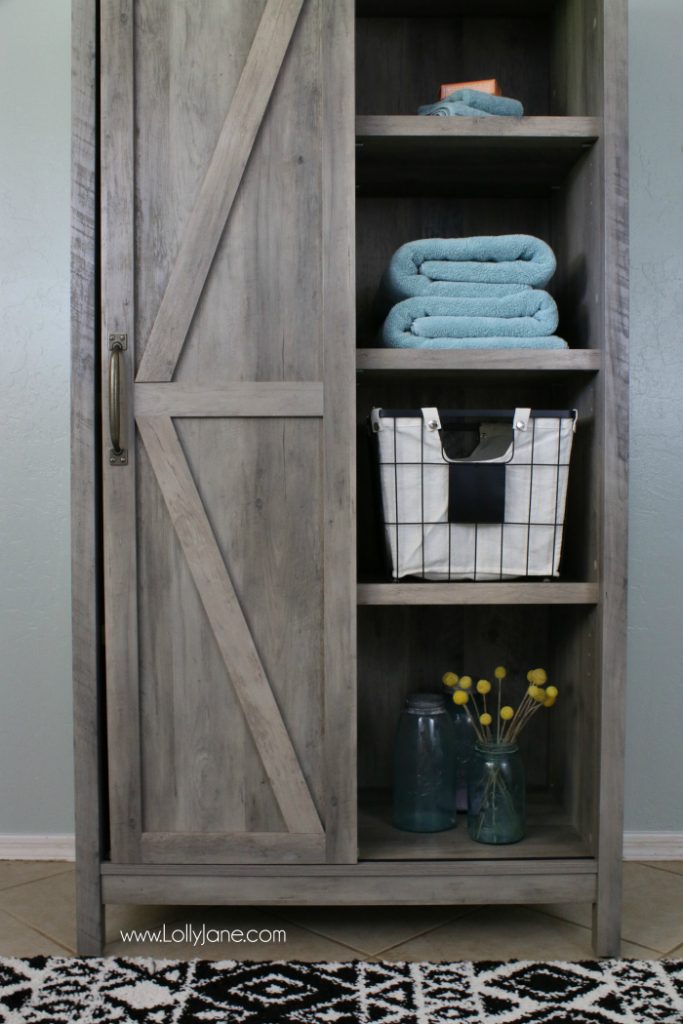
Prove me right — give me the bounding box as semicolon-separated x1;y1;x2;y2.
0;861;682;961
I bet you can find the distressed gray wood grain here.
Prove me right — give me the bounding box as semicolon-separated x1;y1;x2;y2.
358;1;556;13
357;583;599;605
100;0;142;864
133;383;323;417
71;0;104;956
103;858;597;877
102;871;596;906
137;415;324;836
593;0;629;959
141;832;325;865
322;0;357;865
356;349;602;374
357;116;600;139
136;0;305;382
133;0;276;840
130;0;332;849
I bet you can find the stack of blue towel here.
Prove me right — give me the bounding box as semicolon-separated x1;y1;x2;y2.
418;89;524;118
377;236;568;350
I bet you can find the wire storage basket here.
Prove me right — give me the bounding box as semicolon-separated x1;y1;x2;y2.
370;406;577;581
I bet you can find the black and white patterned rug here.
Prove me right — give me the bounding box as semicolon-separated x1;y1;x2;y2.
1;957;682;1023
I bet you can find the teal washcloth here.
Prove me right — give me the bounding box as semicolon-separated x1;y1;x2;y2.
382;294;563;348
377;236;557;317
418;88;524;118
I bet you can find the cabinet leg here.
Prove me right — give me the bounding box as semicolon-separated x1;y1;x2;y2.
75;860;105;955
592;866;623;957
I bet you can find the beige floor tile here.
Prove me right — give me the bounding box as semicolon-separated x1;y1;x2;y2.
106;906;360;962
269;906;465;956
0;869;78;952
531;901;592;930
380;906;659;962
538;862;683;954
0;908;71;957
642;862;683;877
0;861;73;892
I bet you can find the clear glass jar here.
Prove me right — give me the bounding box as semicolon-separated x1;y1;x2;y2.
467;742;525;844
443;686;477;811
393;694;457;833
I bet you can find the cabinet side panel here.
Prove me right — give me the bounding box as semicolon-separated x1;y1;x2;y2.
71;0;104;953
322;0;358;864
594;0;629;957
551;0;604;116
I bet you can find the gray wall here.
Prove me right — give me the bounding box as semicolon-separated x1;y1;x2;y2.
0;0;74;833
0;0;680;836
624;0;683;831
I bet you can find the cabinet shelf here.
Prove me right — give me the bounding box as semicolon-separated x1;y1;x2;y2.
356;348;601;375
357;583;599;605
356;116;600;196
359;789;592;861
357;1;557;14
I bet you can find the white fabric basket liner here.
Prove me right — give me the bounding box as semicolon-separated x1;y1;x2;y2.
372;407;576;581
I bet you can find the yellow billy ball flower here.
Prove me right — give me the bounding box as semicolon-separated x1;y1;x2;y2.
543;695;557;708
526;670;535;683
459;675;473;690
528;685;545;702
480;712;492;726
545;685;558;699
494;666;507;680
476;679;492;695
500;706;515;721
442;671;459;688
453;690;469;706
529;668;548;686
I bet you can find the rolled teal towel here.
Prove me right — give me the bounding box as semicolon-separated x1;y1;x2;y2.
382;294;564;348
377;235;556;315
418;89;524;118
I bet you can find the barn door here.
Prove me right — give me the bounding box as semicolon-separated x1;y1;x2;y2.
99;0;355;865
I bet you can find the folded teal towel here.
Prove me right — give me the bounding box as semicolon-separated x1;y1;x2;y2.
382;294;565;348
418;89;524;118
377;236;556;315
381;334;568;350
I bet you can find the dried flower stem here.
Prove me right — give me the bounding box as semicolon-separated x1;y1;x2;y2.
461;695;486;744
509;699;543;743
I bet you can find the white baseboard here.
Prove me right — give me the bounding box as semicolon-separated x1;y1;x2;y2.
0;835;75;861
0;832;680;864
623;832;683;860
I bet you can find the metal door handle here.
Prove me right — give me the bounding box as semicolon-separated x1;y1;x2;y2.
108;333;128;466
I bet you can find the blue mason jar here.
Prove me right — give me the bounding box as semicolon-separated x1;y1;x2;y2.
467;742;526;844
443;686;477;811
393;694;457;833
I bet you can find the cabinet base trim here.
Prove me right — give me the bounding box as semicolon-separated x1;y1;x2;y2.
102;869;596;905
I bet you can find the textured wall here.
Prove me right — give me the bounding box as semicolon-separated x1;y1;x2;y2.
0;0;73;832
624;0;683;830
0;0;680;835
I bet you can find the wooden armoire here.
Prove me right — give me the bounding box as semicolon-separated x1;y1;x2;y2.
72;0;628;955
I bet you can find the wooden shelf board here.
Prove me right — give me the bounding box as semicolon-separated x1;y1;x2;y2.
356;348;601;375
357;582;599;605
359;789;591;861
357;0;558;16
356;117;600;196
